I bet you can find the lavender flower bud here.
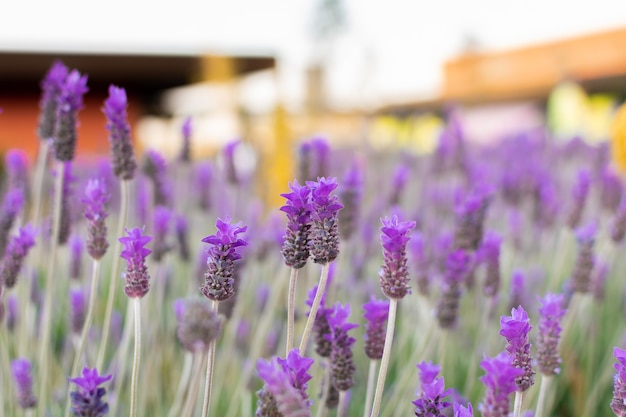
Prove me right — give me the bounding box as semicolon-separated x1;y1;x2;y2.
305;285;332;357
38;61;68;141
142;150;172;207
536;293;566;376
310;136;330;179
176;298;223;353
308;177;343;264
297;141;313;182
69;286;86;335
7;295;18;332
11;358;37;409
223;139;240;185
152;206;172;262
5;149;29;194
417;361;441;386
69;235;84;280
119;228;153;299
103;85;137;180
280;180;312;269
326;303;358;391
175;214;190;262
454;402;474;417
572;223;596;293
499;306;535;392
613;347;626;416
0;224;36;288
0;188;24;255
363;296;389;360
453;184;492;251
69;367;112;417
436;249;470;329
82;179;109;260
338;162;363;240
195;162;213;212
508;271;527;313
58;162;76;245
379;215;416;299
566;169;591;230
200;217;248;302
479;231;502;298
179;116;192;163
388;163;410;207
53;69;88;161
409;231;430;296
412;368;453;417
480;352;523;417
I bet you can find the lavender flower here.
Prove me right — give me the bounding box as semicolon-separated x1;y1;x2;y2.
566;169;591;229
0;224;36;288
38;60;68;141
479;231;502;297
325;303;358;391
436;249;470;329
310;136;330;179
69;286;87;334
612;347;626;416
453;184;492;251
53;69;88;161
499;306;535;392
142;150;172;207
175;214;190;262
82;179;110;260
5;149;29;193
69;367;113;417
480;352;523;417
379;215;416;299
200;217;248;302
11;358;37;408
297;141;313;182
363;296;389;360
412;375;452;417
591;260;609;302
176;298;223;353
388;163;410;207
508;271;527;313
417;361;441;386
536;293;566;376
69;235;84;280
119;228;153;299
152;206;172;262
0;188;24;255
308;177;343;264
195;162;213;212
179;116;192;162
600;167;623;212
572;223;596;293
103;85;137;180
280;180;312;269
306;285;332;357
7;295;18;332
223;139;240;185
453;402;474;417
338;162;363;240
409;231;430;296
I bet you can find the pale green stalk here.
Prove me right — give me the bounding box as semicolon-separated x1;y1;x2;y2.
286;267;298;355
181;353;206;417
0;324;12;417
201;300;218;417
97;179;129;369
315;359;330;417
107;301;133;417
64;259;101;417
130;298;142;417
37;160;65;416
369;298;398;417
299;262;330;355
29;141;50;228
167;352;193;417
337;390;348;417
535;375;551;417
513;391;523;417
363;360;378;417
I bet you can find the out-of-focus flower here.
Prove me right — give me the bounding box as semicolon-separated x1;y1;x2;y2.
223;139;240;185
480;352;523;417
0;224;36;289
536;293;566;376
142;149;172;207
103;85;136;180
152;206;173;262
176;298;223;353
179;116;192;163
338;161;363;240
58;162;76;245
53;69;88;161
436;249;470;329
566;169;591;229
38;61;68;141
12;358;37;409
69;367;113;417
5;149;29;194
0;188;25;255
308;177;342;264
409;231;430;296
310;136;330;179
175;214;190;262
195;162;213;212
479;231;502;298
82;179;110;260
325;303;358;391
119;228;153;299
69;286;86;335
280;180;312;269
69;235;84;280
363;296;389;360
572;222;596;293
499;306;535;392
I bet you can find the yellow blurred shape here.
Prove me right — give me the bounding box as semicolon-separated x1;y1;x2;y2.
611;102;626;174
547;81;588;140
408;114;443;155
586;94;617;143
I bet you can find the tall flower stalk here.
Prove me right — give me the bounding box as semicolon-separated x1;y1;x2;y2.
362;296;389;417
370;215;415;417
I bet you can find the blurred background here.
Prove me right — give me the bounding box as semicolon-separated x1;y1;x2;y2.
1;0;626;171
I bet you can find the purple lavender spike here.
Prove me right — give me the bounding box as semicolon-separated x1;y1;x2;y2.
0;188;25;255
195;162;213;212
363;296;389;360
572;222;596;293
409;231;430;296
500;306;535;392
436;249;470;329
57;161;76;245
69;286;86;335
310;136;330;179
612;347;626;416
307;177;342;264
223;139;240;185
175;214;190;262
0;224;36;288
11;358;37;409
479;231;502;298
566;169;591;229
103;85;137;180
280;180;312;269
412;364;453;417
536;293;566;376
142;149;172;207
152;206;172;262
53;69;88;161
379;215;416;299
82;179;110;260
119;228;153;299
69;367;112;417
5;149;29;193
388;163;410;207
7;295;18;332
69;235;83;280
176;298;223;353
480;352;523;417
179;116;192;163
38;61;68;141
338;161;363;240
325;303;358;391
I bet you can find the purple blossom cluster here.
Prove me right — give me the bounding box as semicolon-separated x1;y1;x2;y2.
379;215;416;299
119;227;153;299
499;306;535;392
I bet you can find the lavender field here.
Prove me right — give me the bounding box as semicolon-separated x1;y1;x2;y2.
2;60;626;417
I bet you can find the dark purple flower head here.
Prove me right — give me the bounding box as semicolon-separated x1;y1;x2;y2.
305;284;333;357
200;217;248;302
119;227;152;299
11;358;37;409
436;249;470;329
175;214;190;262
409;231;431;295
69;367;112;417
363;296;389;360
307;177;342;264
453;183;493;250
179;116;192;162
54;69;88;162
1;224;37;288
0;187;25;255
103;85;137;180
176;298;223;353
325;303;358;391
536;293;566;376
480;352;523;417
82;179;110;260
612;347;626;416
142;149;172;207
338;161;363;240
38;61;68;141
499;306;534;392
277;349;315;395
280;180;312;269
379;215;416;299
7;295;18;332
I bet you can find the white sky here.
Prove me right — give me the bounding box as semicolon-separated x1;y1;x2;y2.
2;0;626;109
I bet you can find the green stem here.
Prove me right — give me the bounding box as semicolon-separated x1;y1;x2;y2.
315;359;330;417
97;179;129;370
65;259;101;417
181;353;205;417
337;390;348;417
167;352;193;417
286;267;298;355
37;160;65;416
201;301;219;417
299;263;330;355
535;375;551;417
363;360;378;417
369;298;398;417
513;391;523;417
130;298;142;417
30;140;49;227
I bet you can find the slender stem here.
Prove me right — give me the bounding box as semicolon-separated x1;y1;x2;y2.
286;267;298;355
315;359;330;417
337;390;348;417
369;298;398;417
535;375;551;417
201;300;218;417
37;160;65;416
130;298;142;417
64;259;101;417
167;352;193;417
30;140;49;225
299;263;330;355
181;353;206;417
0;324;13;416
106;301;133;417
513;391;523;417
97;179;129;369
363;360;378;417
